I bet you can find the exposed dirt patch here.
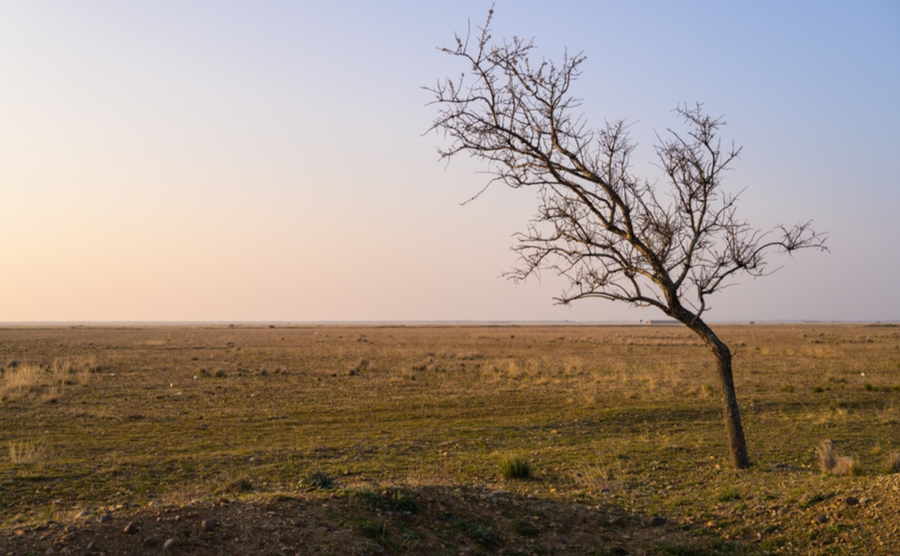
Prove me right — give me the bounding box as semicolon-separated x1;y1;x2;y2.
2;486;697;556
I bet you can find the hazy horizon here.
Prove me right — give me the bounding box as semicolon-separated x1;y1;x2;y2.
2;1;898;323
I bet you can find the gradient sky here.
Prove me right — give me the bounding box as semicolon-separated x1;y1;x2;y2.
1;1;898;323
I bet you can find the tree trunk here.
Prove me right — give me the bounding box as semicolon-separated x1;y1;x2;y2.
711;343;750;469
686;319;750;469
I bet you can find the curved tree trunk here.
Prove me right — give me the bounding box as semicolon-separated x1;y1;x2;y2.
685;319;750;469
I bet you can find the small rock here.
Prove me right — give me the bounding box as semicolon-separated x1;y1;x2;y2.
650;517;667;527
845;496;859;506
201;519;217;531
143;537;161;547
815;514;828;524
99;514;113;523
123;521;139;534
75;508;91;518
164;538;177;550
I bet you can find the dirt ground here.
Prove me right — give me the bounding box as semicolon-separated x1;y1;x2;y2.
4;473;900;555
2;484;696;556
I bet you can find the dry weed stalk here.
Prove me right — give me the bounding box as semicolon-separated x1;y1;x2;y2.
8;440;45;464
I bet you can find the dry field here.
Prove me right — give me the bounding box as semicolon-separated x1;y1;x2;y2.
1;323;899;555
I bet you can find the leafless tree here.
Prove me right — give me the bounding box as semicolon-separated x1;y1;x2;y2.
426;10;827;469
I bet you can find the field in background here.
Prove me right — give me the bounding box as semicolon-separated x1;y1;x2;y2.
1;324;899;555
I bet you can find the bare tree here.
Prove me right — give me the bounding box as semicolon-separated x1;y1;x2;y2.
426;10;827;469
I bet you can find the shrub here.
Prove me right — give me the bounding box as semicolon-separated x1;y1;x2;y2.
500;455;532;479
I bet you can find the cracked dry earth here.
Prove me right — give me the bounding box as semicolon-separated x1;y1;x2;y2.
3;475;900;556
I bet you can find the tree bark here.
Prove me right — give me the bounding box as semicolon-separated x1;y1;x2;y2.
686;319;750;469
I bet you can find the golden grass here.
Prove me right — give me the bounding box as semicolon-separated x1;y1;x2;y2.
0;358;92;403
0;364;43;401
7;440;46;464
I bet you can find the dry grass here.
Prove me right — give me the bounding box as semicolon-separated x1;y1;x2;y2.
0;323;898;555
7;440;45;464
571;458;624;494
816;440;837;472
888;452;900;474
817;439;861;476
0;364;43;401
831;456;861;476
0;358;92;403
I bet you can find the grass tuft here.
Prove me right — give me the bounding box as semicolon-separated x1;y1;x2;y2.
460;521;500;549
500;455;532;479
832;456;861;476
359;519;387;542
302;469;335;490
886;452;900;474
715;486;741;503
225;477;253;493
816;440;837;473
8;440;45;464
0;364;44;401
818;441;861;476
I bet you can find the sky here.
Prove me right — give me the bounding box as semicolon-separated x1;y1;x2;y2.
1;1;898;323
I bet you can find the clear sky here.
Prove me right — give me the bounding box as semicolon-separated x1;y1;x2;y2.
1;1;898;323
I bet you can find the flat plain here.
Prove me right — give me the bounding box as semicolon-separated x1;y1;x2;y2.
1;323;899;555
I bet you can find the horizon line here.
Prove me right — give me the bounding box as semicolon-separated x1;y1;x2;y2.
0;319;896;327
